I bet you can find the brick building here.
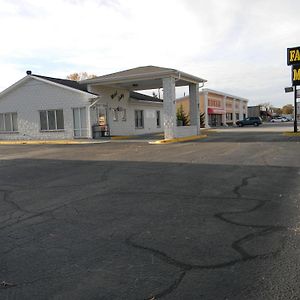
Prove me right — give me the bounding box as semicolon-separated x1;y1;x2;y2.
176;89;248;127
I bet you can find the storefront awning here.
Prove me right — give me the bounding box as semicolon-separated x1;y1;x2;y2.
207;108;225;114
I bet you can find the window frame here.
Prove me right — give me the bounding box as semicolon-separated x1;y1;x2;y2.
0;112;18;133
226;113;233;121
156;110;161;128
122;109;127;121
72;107;88;138
135;110;144;129
39;109;64;132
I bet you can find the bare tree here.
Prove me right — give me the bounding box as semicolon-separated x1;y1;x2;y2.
282;104;294;114
67;72;97;81
258;102;273;111
273;107;283;115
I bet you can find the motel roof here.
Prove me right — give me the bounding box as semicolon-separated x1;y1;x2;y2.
81;65;207;90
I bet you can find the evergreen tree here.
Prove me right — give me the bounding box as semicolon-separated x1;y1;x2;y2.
176;104;190;126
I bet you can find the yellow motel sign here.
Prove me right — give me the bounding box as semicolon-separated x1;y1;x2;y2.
287;47;300;66
292;65;300;86
288;46;300;86
287;46;299;132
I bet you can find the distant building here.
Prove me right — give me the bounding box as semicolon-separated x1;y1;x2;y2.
247;106;261;118
177;89;248;127
247;105;273;120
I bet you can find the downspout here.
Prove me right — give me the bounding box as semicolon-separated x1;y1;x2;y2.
175;72;181;82
89;97;101;108
176;72;206;88
199;81;205;89
87;96;101;139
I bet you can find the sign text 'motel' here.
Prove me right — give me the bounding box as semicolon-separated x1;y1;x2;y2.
287;47;300;66
292;65;300;86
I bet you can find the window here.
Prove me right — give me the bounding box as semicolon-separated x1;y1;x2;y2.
236;113;239;120
226;113;233;121
48;110;56;130
135;110;144;128
208;99;221;108
0;113;18;132
56;110;64;129
156;111;161;127
122;109;127;121
73;107;87;137
40;109;64;131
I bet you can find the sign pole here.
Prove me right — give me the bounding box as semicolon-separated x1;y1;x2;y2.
287;47;300;133
294;86;298;133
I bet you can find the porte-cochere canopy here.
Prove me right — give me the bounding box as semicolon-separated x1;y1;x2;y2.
82;66;207;139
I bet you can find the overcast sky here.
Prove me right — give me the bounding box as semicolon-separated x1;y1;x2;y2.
1;0;299;106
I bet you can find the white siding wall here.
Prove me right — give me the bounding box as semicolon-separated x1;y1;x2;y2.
128;100;164;135
0;77;93;140
175;126;198;138
89;85;164;136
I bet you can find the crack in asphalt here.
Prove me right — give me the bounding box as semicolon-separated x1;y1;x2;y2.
232;175;254;198
0;171;290;299
0;189;32;229
0;166;116;263
151;271;186;300
0;192;107;232
125;175;289;299
0;162;114;193
0;166;115;232
0;189;30;214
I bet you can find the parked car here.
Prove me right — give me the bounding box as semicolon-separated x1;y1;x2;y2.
270;117;288;122
285;116;294;121
236;117;262;127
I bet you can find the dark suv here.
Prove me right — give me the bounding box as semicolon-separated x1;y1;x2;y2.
236;117;262;127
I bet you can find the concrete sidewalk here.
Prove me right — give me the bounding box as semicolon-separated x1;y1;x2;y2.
0;139;110;145
0;130;216;145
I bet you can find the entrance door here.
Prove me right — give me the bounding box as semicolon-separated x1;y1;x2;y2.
96;106;108;126
73;107;88;138
209;114;222;127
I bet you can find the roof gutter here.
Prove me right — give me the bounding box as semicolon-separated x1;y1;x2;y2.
81;70;207;85
80;70;174;84
88;96;101;108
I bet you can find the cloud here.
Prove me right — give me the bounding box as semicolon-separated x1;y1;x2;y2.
0;0;299;107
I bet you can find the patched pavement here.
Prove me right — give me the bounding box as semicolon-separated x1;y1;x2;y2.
0;127;300;299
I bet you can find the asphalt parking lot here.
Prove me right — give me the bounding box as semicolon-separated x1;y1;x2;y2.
0;124;300;299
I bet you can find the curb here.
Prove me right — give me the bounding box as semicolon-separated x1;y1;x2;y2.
0;140;110;145
111;133;164;140
111;136;136;140
201;129;219;134
149;134;208;144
